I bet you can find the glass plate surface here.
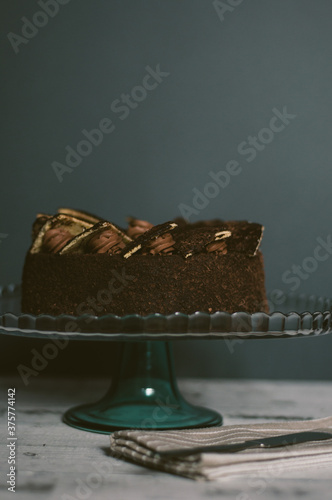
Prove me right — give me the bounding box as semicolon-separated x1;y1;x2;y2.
1;284;332;341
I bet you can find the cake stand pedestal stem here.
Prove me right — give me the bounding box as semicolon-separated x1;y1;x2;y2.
63;341;222;433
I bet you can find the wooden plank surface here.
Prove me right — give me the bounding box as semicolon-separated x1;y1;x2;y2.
1;376;332;500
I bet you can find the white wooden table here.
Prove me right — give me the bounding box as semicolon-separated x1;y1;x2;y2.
1;376;332;500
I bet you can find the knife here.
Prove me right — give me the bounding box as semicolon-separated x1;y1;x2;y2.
156;430;332;458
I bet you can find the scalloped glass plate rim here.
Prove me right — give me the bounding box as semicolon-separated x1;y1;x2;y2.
0;284;332;339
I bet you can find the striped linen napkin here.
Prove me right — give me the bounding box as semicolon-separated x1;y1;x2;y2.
109;416;332;481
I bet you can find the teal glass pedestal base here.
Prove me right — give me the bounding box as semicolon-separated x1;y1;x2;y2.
63;341;222;433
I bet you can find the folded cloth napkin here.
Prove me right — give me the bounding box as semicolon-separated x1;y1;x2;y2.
109;416;332;481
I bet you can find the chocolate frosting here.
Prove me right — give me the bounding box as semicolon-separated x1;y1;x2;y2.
88;229;125;254
147;233;175;255
127;218;153;239
43;228;73;253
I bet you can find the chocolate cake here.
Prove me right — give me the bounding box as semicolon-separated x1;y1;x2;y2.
21;209;268;316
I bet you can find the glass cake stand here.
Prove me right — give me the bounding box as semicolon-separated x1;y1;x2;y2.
1;284;332;434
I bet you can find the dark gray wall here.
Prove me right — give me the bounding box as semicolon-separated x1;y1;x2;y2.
1;0;332;379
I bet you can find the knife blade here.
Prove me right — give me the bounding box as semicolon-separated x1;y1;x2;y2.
157;430;332;458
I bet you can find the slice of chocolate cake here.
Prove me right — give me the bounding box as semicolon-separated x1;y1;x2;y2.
21;209;268;316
